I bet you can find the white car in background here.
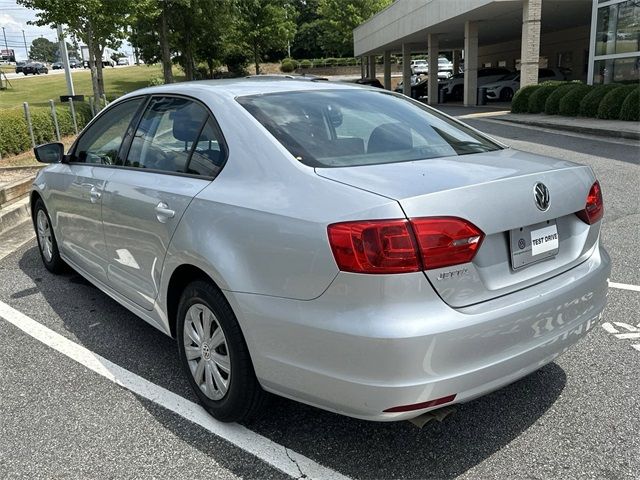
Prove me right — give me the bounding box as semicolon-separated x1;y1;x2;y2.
410;59;428;75
484;68;568;101
437;57;454;79
440;67;512;101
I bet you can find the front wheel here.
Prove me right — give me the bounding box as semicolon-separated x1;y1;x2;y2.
33;199;66;274
177;280;267;422
500;87;514;101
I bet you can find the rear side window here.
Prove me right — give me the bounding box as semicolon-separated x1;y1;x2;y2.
124;97;208;173
238;89;501;168
73;98;144;165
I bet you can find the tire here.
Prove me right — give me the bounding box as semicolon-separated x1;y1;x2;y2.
452;85;464;101
177;280;267;422
500;87;514;102
33;199;66;274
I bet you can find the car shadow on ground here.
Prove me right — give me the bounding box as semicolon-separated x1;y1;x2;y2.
17;246;567;479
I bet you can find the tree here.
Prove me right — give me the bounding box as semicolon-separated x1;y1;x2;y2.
18;0;130;101
234;0;297;75
29;37;57;63
317;0;391;57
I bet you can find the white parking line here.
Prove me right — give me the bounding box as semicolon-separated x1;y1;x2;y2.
0;300;349;480
608;282;640;293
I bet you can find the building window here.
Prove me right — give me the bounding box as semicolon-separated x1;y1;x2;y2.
591;0;640;84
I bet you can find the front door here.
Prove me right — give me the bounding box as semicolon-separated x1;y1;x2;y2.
53;98;145;283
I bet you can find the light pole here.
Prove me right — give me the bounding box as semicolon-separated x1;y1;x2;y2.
1;27;8;57
57;25;75;96
22;30;29;60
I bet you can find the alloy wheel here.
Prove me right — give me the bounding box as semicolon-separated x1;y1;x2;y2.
36;210;53;262
183;303;231;400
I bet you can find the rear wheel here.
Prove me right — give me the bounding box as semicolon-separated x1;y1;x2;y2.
177;280;267;422
33;199;66;274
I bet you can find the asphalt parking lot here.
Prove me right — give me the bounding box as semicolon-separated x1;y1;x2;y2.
1;115;638;479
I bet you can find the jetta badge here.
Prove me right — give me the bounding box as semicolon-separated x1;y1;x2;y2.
533;182;550;211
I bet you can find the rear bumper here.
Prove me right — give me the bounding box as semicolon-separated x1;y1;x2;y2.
230;245;610;421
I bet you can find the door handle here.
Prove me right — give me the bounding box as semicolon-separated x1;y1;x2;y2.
89;186;102;204
155;202;175;222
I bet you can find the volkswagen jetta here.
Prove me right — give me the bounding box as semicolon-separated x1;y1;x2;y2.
31;79;610;422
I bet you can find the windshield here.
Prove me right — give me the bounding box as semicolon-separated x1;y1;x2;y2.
499;72;519;81
237;89;502;168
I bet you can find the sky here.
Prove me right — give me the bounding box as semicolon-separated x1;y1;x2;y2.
0;0;132;60
0;0;59;59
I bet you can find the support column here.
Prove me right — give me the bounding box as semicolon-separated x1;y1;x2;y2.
368;55;376;78
453;49;461;75
464;21;478;106
360;56;366;79
519;0;541;88
427;33;439;105
383;50;391;90
402;44;412;97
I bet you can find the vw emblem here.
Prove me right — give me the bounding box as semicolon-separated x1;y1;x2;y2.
533;182;550;211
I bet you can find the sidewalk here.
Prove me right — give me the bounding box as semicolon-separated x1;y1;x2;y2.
435;104;640;141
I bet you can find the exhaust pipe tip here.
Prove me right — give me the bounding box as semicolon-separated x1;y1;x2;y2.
408;406;456;429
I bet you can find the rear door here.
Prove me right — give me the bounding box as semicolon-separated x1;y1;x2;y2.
101;96;227;310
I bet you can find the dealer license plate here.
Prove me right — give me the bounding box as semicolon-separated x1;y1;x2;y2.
509;220;559;270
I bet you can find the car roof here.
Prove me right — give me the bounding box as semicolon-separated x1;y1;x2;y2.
120;77;374;101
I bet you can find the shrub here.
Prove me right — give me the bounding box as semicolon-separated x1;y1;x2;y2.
558;84;593;116
223;49;249;77
280;60;295;73
597;84;637;120
579;84;620;117
618;87;640;121
300;59;312;69
0;102;92;157
148;75;164;86
544;83;582;115
324;58;338;66
511;85;541;113
282;58;299;69
528;85;560;113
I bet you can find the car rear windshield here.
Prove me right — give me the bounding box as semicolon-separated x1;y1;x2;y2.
237;89;502;168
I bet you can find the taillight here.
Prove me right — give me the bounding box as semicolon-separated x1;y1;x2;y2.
327;220;421;274
327;217;484;274
576;181;604;225
411;217;484;270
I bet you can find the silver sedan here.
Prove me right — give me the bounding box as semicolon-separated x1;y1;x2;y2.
31;79;610;422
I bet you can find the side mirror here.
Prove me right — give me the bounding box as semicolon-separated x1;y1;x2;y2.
34;143;64;163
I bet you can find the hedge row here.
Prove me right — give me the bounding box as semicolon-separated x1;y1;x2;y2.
0;102;92;157
511;81;639;121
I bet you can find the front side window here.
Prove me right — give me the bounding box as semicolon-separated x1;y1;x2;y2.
238;89;501;168
73;98;144;165
124;97;211;174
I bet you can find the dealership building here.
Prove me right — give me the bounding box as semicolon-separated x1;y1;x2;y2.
353;0;640;105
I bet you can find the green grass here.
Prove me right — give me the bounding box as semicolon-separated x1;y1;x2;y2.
0;65;184;109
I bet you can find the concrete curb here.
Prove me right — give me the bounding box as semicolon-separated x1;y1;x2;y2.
491;117;640;141
0;177;34;206
0;197;31;234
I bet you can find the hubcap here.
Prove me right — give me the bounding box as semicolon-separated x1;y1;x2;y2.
36;210;53;262
183;303;231;400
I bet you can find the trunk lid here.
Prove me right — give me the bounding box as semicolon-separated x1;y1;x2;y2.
316;149;599;307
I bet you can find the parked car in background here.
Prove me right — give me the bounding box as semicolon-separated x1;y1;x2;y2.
52;62;63;70
69;59;79;68
117;57;129;66
437;57;454;79
30;78;610;423
22;62;49;75
15;61;26;73
440;67;512;100
484;68;568;101
354;77;384;88
410;59;428;75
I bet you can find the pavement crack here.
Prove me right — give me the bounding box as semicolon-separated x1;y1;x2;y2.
284;446;307;479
